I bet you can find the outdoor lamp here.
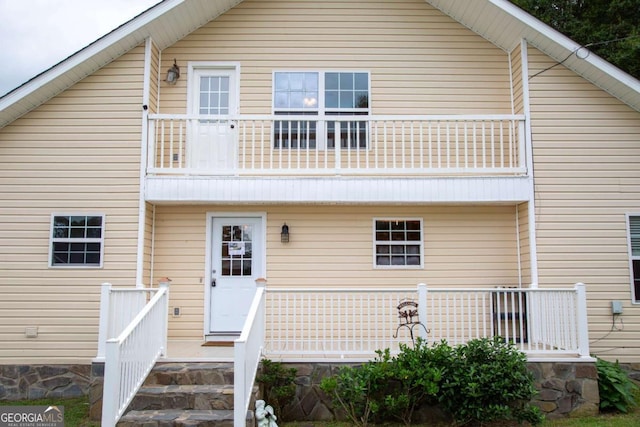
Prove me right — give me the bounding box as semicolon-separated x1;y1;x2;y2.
281;223;289;243
165;59;180;85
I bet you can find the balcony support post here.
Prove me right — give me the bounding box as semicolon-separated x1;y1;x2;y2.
575;283;590;358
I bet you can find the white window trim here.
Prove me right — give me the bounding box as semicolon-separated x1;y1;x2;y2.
272;70;371;149
626;213;640;304
372;217;424;269
48;213;106;269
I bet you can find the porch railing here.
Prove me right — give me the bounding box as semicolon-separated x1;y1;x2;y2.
100;282;170;427
263;283;590;359
234;281;266;427
148;114;526;176
96;283;159;360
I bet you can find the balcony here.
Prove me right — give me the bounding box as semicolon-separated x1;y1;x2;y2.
144;114;530;204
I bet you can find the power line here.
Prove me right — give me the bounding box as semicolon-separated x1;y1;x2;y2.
528;34;640;80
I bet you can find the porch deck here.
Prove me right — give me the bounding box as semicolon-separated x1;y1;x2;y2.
161;339;586;363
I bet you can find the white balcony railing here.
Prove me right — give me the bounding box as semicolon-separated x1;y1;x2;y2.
148;114;526;176
100;282;170;427
263;284;590;359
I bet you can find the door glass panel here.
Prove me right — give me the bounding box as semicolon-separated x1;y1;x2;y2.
220;224;253;277
200;76;230;115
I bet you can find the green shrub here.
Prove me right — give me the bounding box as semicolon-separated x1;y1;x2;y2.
382;340;442;425
319;352;391;427
435;337;543;426
597;357;639;413
256;359;297;420
320;338;542;426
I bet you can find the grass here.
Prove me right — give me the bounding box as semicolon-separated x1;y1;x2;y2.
541;388;640;427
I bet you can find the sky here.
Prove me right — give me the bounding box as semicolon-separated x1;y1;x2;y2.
0;0;162;97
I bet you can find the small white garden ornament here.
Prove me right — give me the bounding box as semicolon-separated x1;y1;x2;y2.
255;399;278;427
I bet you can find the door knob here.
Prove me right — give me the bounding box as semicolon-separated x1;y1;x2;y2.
211;278;217;287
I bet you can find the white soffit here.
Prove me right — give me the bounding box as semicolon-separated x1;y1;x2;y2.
426;0;640;111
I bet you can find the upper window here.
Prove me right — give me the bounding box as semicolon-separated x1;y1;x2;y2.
273;71;370;149
50;214;105;268
374;219;423;268
627;215;640;302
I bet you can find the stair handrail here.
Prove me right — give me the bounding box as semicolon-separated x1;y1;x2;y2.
234;280;266;427
101;280;170;427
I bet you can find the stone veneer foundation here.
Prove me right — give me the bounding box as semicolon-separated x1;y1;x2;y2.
0;365;90;401
272;360;600;422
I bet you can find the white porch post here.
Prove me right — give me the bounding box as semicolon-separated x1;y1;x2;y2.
158;279;171;357
96;282;112;360
575;282;590;358
102;338;122;427
417;283;428;340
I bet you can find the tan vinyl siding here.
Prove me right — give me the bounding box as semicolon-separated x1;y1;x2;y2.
0;46;146;363
527;47;640;362
510;43;524;115
517;203;531;285
159;0;513;115
152;204;521;340
143;202;154;286
149;40;161;113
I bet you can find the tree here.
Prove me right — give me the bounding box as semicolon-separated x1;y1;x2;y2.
510;0;640;79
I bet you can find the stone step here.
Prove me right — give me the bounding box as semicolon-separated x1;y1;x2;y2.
128;384;235;411
117;409;234;427
145;362;235;386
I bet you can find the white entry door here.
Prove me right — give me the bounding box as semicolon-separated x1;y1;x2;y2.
209;217;263;334
189;68;237;171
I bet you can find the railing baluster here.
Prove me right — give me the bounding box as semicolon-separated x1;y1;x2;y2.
169;120;175;169
446;122;451;168
437;122;442;168
489;121;496;168
419;122;424;169
401;121;406;169
499;121;505;169
453;122;460;168
463;122;468;169
159;121;166;168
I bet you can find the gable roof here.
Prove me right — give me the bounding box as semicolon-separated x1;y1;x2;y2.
1;0;639;128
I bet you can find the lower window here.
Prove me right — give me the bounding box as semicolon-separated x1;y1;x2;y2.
50;214;105;267
374;219;423;268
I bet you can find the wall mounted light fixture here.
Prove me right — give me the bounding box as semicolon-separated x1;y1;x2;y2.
165;59;180;85
281;223;290;243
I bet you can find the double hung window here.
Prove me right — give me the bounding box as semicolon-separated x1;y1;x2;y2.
374;219;423;268
627;215;640;302
50;214;105;268
273;71;369;149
